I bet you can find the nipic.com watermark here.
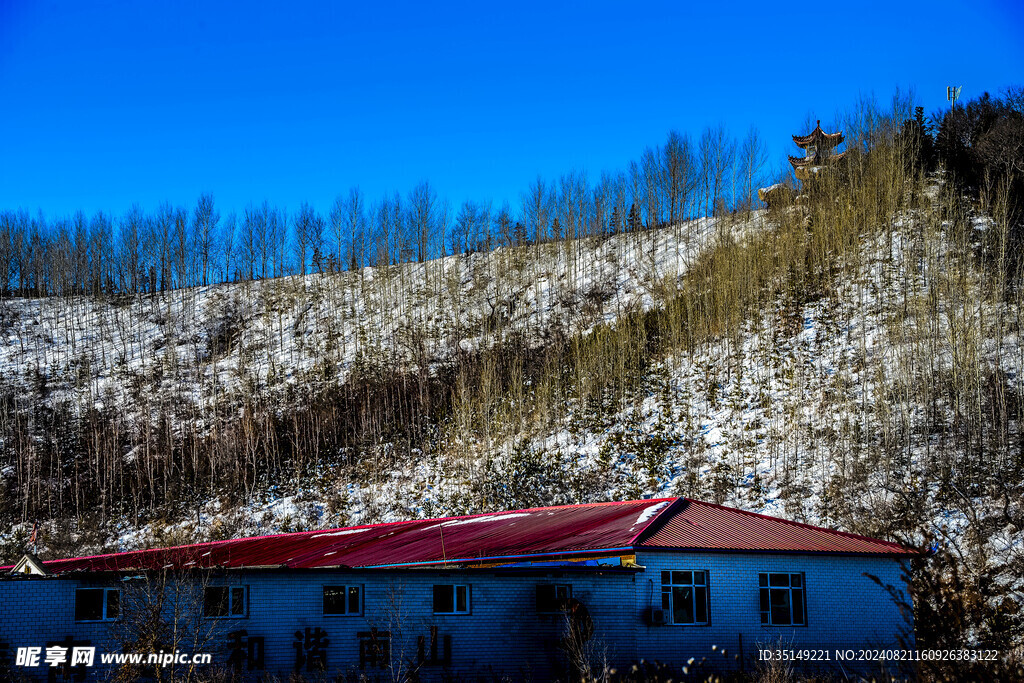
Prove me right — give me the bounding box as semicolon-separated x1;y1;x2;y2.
16;645;212;668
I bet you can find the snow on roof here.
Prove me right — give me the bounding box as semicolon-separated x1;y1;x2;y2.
633;501;671;528
5;498;916;575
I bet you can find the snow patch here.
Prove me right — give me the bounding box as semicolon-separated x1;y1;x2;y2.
433;513;532;528
634;501;671;527
310;529;368;539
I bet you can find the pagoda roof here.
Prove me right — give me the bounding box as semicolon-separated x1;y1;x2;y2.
793;121;844;149
788;150;845;168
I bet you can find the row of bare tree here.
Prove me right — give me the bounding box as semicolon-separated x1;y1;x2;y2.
0;127;769;299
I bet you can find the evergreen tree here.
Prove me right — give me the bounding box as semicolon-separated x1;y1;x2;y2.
900;106;935;173
627;203;642;232
609;206;621;236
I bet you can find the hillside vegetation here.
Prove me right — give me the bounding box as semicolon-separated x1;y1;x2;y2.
2;90;1023;679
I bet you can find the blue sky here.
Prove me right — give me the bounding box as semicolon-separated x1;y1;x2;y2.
1;0;1022;220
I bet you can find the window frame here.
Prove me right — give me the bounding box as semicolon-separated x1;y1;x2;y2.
535;583;573;614
322;584;363;616
758;572;806;626
432;584;471;615
660;570;710;626
202;585;248;619
74;587;120;623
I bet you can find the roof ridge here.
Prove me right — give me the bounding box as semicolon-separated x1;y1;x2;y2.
626;497;686;545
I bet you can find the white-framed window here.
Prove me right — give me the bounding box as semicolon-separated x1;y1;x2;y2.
536;584;572;613
759;573;806;626
660;571;709;625
323;585;362;616
74;587;120;622
203;586;247;618
432;584;470;614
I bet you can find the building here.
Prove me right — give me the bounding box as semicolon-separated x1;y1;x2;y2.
789;121;846;181
1;497;917;681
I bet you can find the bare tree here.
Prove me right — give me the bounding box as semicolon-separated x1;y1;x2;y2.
219;212;236;282
192;194;219;287
737;127;769;216
293;202;324;275
90;211;113;295
640;147;662;229
390;192;409;264
453;200;482;255
709;126;736;217
111;568;224;683
493;202;513;249
241;204;263;280
267;205;286;277
344;187;368;270
371;197;391;267
118;205;145;294
522;176;554;244
173;204;189;289
408;181;438;263
662;130;694;225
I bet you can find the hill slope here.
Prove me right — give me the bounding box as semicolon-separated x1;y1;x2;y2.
1;175;1022;658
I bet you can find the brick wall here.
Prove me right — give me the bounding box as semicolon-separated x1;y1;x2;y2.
0;553;911;681
0;569;638;681
633;550;913;676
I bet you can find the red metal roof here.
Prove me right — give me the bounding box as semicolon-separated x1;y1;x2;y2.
7;497;915;575
26;499;676;575
637;499;915;555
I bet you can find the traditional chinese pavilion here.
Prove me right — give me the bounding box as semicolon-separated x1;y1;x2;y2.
789;120;845;181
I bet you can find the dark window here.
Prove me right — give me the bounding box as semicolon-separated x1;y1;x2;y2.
75;588;119;622
660;571;709;625
759;573;806;626
203;586;247;618
323;585;362;615
536;584;572;613
432;585;469;614
75;589;103;621
106;589;120;619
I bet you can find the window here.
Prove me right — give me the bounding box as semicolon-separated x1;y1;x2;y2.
74;588;120;622
759;573;806;626
432;585;470;614
203;586;247;618
660;571;709;625
536;584;572;613
323;585;362;615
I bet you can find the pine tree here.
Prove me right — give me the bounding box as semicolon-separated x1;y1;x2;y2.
513;221;528;245
900;106;935;173
627;203;641;232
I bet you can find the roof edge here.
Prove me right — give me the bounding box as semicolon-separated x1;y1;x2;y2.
360;546;637;569
637;544;922;558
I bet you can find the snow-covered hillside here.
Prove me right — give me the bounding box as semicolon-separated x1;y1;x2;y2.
1;191;1021;616
0;217;732;430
